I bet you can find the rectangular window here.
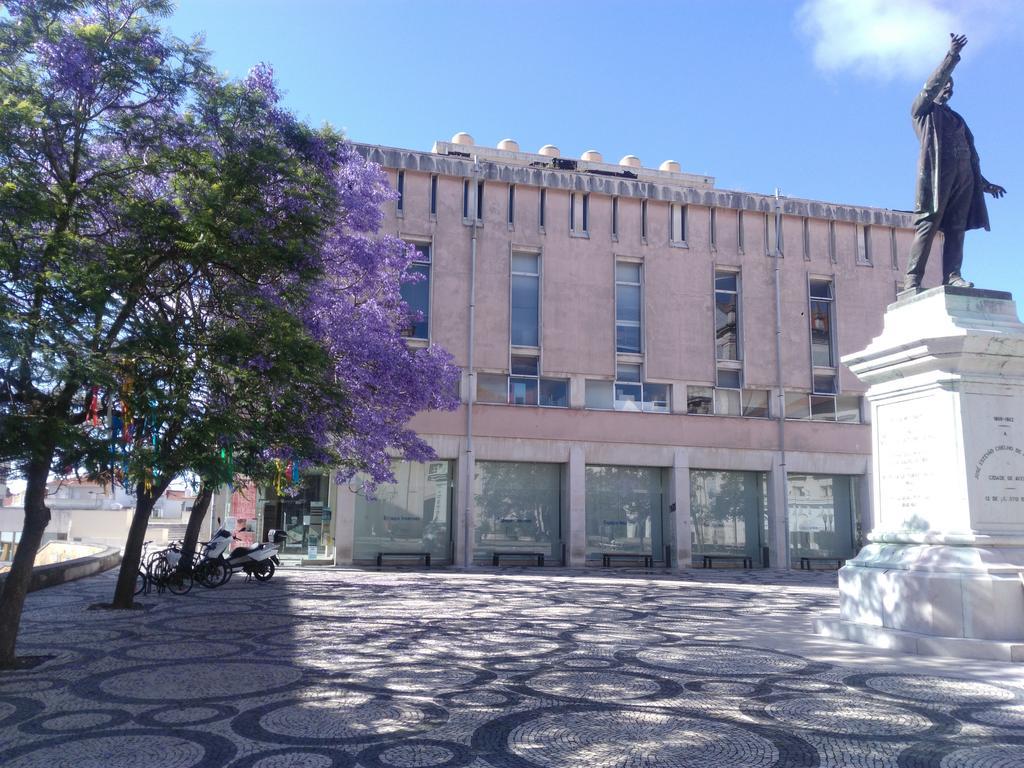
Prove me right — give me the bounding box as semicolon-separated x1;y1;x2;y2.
802;218;811;261
585;380;613;409
615;261;642;354
477;373;509;404
585;465;664;561
613;364;668;412
828;220;837;263
836;394;862;423
474;462;563;563
476;180;484;222
396;170;404;215
400;242;431;340
715;367;742;416
641;199;648;240
857;224;871;264
690;470;766;561
462;180;470;220
614;363;643;411
890;227;898;270
809;278;835;368
715;271;740;361
539;378;569;407
511;251;540;347
539;188;546;230
737;210;745;253
612;197;619;239
687;386;714;415
670;203;686;243
787;474;857;561
643;382;670;413
478;363;568;409
742;389;770;417
507;185;515;227
430;175;438;217
786;390;861;423
570;192;589;235
509;355;539;406
784;391;812;420
710;208;717;249
353;460;453;564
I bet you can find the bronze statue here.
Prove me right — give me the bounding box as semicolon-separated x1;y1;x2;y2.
904;34;1005;292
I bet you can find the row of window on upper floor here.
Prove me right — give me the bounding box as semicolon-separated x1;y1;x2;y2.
401;242;855;421
474;359;861;423
394;171;902;268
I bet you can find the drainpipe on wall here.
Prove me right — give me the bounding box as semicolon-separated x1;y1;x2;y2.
772;189;792;570
462;159;481;568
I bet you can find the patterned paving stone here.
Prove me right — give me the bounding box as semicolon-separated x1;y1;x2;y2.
2;567;1024;767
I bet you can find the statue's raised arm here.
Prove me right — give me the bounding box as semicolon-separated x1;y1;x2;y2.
903;34;1006;293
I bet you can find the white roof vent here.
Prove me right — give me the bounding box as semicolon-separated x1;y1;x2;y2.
659;160;681;173
619;155;641;169
580;149;603;162
451;132;475;146
496;138;519;152
538;144;561;158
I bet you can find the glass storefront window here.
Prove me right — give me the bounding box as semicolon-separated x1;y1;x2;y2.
787;474;857;560
474;461;562;563
585;465;663;561
259;473;332;559
353;461;453;564
690;470;766;563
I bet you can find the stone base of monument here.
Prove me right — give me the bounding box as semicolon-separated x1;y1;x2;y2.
815;540;1024;661
815;286;1024;662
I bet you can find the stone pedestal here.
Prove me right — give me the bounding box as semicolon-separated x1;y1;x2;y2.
815;286;1024;662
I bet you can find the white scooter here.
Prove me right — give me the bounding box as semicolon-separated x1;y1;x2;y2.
198;528;285;585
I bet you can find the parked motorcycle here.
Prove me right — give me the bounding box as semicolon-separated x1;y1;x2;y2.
223;528;285;583
192;528;284;586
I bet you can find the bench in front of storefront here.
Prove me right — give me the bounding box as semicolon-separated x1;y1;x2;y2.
492;551;545;567
702;554;753;569
601;553;653;568
376;551;432;568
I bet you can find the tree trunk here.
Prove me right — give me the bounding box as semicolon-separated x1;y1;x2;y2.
110;477;172;608
0;455;52;667
180;483;214;571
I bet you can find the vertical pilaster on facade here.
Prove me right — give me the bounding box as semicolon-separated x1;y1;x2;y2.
568;445;586;566
669;448;693;569
767;455;789;569
453;442;475;568
332;473;355;566
670;383;687;415
569;375;586;409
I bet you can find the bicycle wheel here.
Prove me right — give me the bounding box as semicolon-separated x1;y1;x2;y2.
148;555;171;593
134;568;148;595
166;567;193;595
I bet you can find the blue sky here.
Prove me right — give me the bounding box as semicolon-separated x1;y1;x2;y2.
168;0;1024;298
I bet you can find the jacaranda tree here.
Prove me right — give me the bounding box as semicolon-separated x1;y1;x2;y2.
0;0;458;663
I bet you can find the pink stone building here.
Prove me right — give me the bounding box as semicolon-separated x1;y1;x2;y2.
278;134;941;569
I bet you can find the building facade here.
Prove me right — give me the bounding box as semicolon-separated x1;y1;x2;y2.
260;135;940;570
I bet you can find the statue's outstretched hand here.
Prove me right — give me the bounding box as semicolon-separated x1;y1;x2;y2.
985;182;1006;199
950;33;967;55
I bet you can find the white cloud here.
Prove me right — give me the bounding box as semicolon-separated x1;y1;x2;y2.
797;0;1017;80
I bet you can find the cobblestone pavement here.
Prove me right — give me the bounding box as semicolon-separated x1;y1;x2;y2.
3;567;1024;768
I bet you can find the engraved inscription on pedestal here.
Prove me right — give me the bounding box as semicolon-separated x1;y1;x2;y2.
876;397;947;530
970;413;1024;530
